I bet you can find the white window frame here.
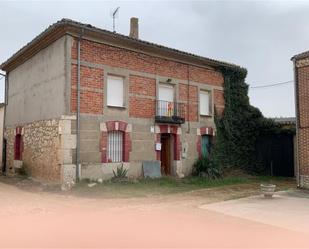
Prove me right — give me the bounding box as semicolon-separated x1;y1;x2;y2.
199;90;211;116
107;75;124;108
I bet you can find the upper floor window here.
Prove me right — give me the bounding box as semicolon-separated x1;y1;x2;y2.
107;75;124;107
199;90;211;116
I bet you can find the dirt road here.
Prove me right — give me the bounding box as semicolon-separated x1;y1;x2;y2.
0;179;308;248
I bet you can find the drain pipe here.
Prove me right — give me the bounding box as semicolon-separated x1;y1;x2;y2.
76;29;84;182
186;65;190;133
293;59;300;187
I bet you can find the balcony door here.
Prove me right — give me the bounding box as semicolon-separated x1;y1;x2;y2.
158;84;174;116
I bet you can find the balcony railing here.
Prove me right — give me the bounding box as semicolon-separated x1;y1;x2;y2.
155;100;185;124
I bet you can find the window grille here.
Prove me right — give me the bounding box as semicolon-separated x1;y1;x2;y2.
108;131;123;162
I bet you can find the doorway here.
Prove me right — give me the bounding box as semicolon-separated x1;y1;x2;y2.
2;139;6;174
201;135;211;158
160;133;173;175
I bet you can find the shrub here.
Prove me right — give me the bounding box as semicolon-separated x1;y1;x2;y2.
112;165;128;181
192;156;222;179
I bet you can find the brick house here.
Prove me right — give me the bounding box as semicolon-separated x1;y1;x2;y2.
292;51;309;189
0;18;240;184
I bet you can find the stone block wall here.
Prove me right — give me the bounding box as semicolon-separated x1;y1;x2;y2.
5;116;76;183
75;113;211;179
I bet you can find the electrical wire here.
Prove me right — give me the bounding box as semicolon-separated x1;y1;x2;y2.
250;80;294;89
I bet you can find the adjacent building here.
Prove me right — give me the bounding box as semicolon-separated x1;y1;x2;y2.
0;18;240;184
0;103;5;172
292;51;309;189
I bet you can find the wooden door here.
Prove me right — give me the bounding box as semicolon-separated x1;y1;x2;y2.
161;134;171;175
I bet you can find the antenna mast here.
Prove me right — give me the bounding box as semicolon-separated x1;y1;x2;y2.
112;7;120;32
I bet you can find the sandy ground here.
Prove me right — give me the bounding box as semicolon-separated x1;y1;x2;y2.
0;178;308;248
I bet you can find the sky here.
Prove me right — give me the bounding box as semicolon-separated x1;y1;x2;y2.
1;0;309;117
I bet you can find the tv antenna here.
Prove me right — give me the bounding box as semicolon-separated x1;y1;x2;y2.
111;7;120;32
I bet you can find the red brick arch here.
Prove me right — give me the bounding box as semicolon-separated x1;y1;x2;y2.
197;127;215;158
100;121;131;163
156;124;181;161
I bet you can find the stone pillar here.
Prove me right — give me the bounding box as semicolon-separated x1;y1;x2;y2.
59;115;77;189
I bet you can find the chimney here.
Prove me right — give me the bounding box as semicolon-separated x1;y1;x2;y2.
129;17;139;39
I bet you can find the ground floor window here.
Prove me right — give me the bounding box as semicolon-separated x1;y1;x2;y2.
108;131;123;162
201;135;211;158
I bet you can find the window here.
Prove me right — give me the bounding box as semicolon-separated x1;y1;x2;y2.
107;75;124;107
200;90;210;116
14;134;22;160
158;84;174;102
108;131;123;162
201;135;211;158
158;84;174;116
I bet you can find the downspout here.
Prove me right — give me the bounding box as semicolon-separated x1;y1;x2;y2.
293;58;300;187
76;29;84;182
187;65;190;133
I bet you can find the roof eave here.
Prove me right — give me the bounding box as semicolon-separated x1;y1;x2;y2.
291;51;309;61
1;19;241;72
0;23;67;71
65;21;240;70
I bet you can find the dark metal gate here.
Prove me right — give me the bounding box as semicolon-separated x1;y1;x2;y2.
256;133;294;177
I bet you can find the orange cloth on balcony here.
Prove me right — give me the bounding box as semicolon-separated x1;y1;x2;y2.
167;102;174;117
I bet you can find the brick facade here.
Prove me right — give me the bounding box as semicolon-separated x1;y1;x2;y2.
71;65;104;114
69;37;225;179
295;55;309;189
70;39;224;119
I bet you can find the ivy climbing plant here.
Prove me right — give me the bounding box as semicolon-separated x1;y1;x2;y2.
212;66;277;173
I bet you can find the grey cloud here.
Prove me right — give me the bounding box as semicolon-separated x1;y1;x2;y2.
1;0;309;116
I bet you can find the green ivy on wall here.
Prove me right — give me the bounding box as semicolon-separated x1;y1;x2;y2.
212;66;280;173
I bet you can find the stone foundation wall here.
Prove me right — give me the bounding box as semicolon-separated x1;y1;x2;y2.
76;114;211;180
4;114;213;182
5;116;76;183
300;175;309;189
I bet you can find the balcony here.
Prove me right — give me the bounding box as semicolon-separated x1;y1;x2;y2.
155;100;185;124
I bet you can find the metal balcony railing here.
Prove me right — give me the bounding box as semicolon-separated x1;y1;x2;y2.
155;100;185;124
